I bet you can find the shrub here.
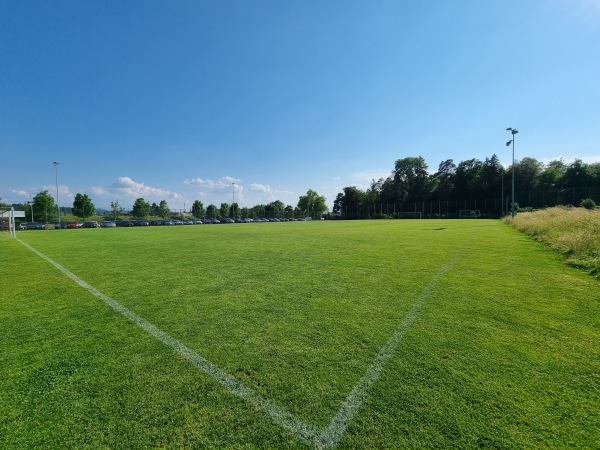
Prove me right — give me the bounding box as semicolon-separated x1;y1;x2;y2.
581;198;596;210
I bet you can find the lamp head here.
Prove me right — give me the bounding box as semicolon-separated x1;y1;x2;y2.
506;140;512;146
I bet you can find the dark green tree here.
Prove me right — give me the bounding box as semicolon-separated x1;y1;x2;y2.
229;202;239;219
206;204;218;218
454;158;483;200
297;189;328;216
392;156;431;203
431;159;456;201
265;200;285;217
219;202;230;219
191;200;205;218
131;198;151;219
73;193;95;219
157;200;170;219
33;190;57;222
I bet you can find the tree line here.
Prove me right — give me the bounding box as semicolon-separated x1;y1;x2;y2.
333;155;600;216
4;189;328;222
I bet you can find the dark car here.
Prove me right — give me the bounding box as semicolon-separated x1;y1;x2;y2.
48;221;68;229
100;221;116;228
83;221;99;228
25;222;44;230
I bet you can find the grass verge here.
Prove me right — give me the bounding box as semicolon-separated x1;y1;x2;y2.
505;206;600;277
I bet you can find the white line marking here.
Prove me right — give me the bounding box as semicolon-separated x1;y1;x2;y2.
17;239;320;446
315;233;477;448
18;233;475;448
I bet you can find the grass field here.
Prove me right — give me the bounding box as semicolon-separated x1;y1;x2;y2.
1;220;599;448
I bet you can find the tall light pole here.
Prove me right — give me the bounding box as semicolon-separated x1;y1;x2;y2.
232;182;235;221
29;194;34;222
506;128;518;218
53;161;60;226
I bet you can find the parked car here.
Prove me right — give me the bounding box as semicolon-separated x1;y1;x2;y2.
116;220;134;227
67;221;81;228
25;222;44;230
134;220;150;226
48;221;68;229
193;219;204;224
83;221;99;228
183;219;194;225
100;221;116;228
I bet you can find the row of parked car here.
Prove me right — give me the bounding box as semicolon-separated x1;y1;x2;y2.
18;217;314;230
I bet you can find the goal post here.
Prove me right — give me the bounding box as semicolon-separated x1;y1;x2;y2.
1;207;22;237
459;210;481;218
395;211;422;219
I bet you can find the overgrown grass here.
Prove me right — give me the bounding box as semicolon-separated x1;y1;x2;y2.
505;206;600;276
1;220;599;448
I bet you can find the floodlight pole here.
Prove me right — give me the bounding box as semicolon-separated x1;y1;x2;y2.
53;161;60;226
506;128;518;218
29;195;34;222
232;182;235;221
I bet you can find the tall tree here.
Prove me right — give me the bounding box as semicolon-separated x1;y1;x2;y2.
33;190;57;222
219;202;230;219
512;157;543;205
191;200;205;218
431;159;456;201
265;200;285;217
157;200;170;219
297;189;328;215
73;193;95;219
392;156;430;203
131;198;151;219
206;204;218;218
480;154;504;199
454;158;483;200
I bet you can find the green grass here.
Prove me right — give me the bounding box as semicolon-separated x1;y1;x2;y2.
1;220;599;448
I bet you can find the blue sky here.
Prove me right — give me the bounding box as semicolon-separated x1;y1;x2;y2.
1;0;599;211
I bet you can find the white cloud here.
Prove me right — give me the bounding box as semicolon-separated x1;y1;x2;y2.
248;183;272;193
11;189;30;198
42;184;73;202
91;177;182;204
184;176;241;189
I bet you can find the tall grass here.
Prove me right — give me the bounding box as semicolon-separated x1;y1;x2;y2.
506;206;600;276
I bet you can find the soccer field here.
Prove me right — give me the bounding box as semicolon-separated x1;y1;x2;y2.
1;220;599;448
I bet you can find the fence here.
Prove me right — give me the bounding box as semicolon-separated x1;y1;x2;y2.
334;186;600;220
